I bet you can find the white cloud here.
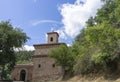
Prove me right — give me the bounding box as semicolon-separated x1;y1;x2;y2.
23;45;35;51
15;45;35;51
58;0;103;38
32;20;62;26
45;34;48;42
56;29;67;39
67;43;71;47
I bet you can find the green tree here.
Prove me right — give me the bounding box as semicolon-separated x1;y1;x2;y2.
16;50;34;64
0;21;29;80
88;22;120;71
87;0;120;28
74;0;120;74
86;17;95;27
75;22;120;73
49;45;77;77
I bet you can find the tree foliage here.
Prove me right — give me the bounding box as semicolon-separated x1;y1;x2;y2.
49;44;77;77
75;0;120;74
49;0;120;76
16;50;34;64
0;21;29;79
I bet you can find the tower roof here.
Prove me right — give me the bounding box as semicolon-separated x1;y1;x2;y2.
47;32;59;37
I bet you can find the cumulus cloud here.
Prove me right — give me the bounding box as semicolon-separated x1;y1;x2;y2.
56;29;67;39
23;45;35;51
15;45;35;51
58;0;103;38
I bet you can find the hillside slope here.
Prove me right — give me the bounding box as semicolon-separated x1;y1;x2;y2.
51;74;120;82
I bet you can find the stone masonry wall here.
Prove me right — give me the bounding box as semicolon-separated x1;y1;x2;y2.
12;65;33;81
32;44;64;82
47;33;58;44
32;57;62;82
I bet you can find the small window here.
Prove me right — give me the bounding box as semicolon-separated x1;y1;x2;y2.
50;37;53;42
52;64;55;68
38;64;41;68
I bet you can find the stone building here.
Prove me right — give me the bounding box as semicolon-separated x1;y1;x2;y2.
12;32;65;82
11;63;33;81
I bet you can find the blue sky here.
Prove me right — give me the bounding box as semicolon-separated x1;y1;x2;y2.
0;0;103;50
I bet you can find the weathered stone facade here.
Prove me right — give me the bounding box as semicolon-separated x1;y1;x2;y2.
12;32;65;82
11;64;33;81
32;43;64;82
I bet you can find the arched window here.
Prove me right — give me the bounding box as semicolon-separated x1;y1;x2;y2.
50;37;53;42
20;69;26;81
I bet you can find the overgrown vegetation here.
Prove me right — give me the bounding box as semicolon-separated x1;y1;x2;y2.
16;50;34;64
49;0;120;78
0;21;29;80
49;45;78;78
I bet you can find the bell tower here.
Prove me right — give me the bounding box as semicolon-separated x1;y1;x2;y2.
47;32;59;44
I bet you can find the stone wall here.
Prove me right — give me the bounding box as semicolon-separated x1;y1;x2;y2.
12;32;65;82
32;43;64;82
11;64;33;81
33;43;62;56
32;57;63;82
47;32;58;44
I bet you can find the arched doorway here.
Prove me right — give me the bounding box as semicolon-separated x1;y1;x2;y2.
20;69;26;81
